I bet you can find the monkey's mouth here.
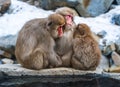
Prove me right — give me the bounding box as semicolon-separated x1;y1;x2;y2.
58;26;63;37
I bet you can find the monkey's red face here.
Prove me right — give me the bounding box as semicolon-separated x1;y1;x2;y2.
57;26;63;37
65;15;73;26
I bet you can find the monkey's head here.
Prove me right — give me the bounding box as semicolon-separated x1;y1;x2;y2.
55;7;75;26
74;23;92;38
47;13;65;38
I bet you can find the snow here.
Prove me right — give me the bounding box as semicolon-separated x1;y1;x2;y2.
0;0;53;37
0;0;120;45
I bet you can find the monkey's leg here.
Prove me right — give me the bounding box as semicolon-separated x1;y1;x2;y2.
48;51;62;68
29;51;44;70
71;55;85;70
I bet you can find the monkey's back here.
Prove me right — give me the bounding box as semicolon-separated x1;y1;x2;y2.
15;18;54;69
72;36;101;70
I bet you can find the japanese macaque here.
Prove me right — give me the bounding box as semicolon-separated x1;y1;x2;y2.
55;7;76;67
15;14;65;70
71;23;101;70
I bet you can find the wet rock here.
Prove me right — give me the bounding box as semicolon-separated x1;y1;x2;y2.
75;0;114;17
111;14;120;25
111;51;120;66
0;34;17;56
97;30;107;38
0;0;11;14
1;58;14;64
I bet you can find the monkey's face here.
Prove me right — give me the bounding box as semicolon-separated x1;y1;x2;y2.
47;14;65;38
74;24;91;38
55;7;74;27
65;14;73;26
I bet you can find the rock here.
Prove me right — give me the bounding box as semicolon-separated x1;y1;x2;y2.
40;0;79;10
0;50;12;58
0;64;102;77
0;50;4;57
0;0;11;14
92;32;101;43
0;34;17;55
0;55;111;77
26;0;34;5
111;14;120;25
0;64;120;85
111;51;120;66
102;43;116;56
34;1;40;7
104;65;120;73
97;30;107;38
75;0;114;17
18;0;114;17
110;43;116;51
1;58;14;64
116;0;120;5
115;37;120;54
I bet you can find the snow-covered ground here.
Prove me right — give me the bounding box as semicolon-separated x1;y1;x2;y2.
0;0;120;45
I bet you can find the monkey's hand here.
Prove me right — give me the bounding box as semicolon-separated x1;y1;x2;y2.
49;53;62;68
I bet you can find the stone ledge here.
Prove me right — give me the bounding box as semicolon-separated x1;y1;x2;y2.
0;64;102;76
0;64;120;80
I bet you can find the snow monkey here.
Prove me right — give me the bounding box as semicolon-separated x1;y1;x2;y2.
15;13;65;70
71;23;101;70
55;7;76;67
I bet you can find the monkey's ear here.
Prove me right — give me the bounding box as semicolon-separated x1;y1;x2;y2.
47;21;53;26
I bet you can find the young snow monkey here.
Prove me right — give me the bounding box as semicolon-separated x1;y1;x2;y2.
71;23;101;70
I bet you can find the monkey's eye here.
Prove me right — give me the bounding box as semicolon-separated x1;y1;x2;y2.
48;21;53;26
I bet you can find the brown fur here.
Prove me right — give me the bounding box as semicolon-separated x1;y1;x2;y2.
15;14;65;70
55;7;76;67
71;23;101;70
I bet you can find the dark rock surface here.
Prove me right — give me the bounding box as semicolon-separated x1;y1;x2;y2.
111;14;120;25
0;0;11;14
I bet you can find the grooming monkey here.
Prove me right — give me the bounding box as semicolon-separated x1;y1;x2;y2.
15;14;65;70
55;7;76;67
